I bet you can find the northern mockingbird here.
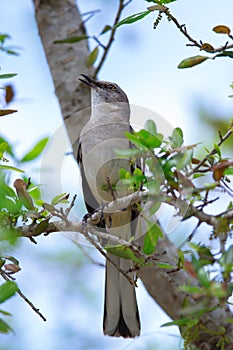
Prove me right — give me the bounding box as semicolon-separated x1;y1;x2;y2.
78;74;140;338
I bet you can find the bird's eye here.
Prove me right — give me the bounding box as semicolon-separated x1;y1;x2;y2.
108;84;116;90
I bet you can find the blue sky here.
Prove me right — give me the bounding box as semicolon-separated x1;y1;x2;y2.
0;0;233;349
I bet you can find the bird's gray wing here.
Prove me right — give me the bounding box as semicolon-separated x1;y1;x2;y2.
77;141;100;214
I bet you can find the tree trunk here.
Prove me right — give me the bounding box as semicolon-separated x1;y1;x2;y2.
33;0;93;155
32;1;233;348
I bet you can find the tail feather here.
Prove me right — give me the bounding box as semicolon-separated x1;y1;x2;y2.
103;256;140;338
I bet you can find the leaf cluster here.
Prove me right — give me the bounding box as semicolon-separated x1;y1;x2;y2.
0;33;20;56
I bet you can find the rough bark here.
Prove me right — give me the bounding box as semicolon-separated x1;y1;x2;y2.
32;1;233;348
33;0;93;155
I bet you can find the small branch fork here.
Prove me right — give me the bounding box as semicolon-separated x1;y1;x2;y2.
151;3;233;54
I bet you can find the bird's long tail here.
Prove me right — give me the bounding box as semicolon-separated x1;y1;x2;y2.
103;254;140;337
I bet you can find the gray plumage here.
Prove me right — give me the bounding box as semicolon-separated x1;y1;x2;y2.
78;75;140;338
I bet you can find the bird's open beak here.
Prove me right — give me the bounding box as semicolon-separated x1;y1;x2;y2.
79;74;102;89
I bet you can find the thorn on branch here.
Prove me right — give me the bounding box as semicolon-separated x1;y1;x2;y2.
180;24;187;33
218;130;223;142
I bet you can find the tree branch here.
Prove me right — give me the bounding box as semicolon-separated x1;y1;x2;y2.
0;271;46;322
189;121;233;175
151;4;233;55
94;0;130;78
17;204;233;349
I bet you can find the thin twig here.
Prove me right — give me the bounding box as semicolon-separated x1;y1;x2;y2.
64;232;105;267
106;177;116;200
157;5;233;54
83;229;135;285
0;272;47;322
93;36;106;50
161;7;201;49
187;221;201;242
81;9;101;24
94;0;128;78
19;186;233;238
65;194;77;218
188;123;233;176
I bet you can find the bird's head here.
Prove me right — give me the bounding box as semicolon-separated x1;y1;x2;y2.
79;74;129;105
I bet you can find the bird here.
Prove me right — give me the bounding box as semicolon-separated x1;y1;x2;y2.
77;74;140;338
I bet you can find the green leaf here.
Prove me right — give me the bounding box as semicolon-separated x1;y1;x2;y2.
20;137;49;162
0;137;14;157
0;309;12;316
149;201;161;216
33;218;50;237
0;34;11;44
214;143;221;157
173;149;193;170
0;282;18;304
27;184;42;200
216;51;233;59
134;129;163;149
226;318;233;323
100;25;112;35
124;132;144;148
178;55;209;69
161;318;198;328
51;192;69;205
105;245;143;264
170;127;183;147
144;119;157;135
0;73;17;79
220;245;233;266
156;262;175;269
114;11;151;29
148;179;161;196
179;285;203;294
0;165;24;173
115;148;141;158
86;46;99;67
54;35;89;44
224;167;233;175
0;142;8;153
0;318;13;334
197;268;210;288
0;142;8;160
42;203;56;213
193;173;205;178
5;49;19;56
143;222;163;255
119;168;127;180
0;228;21;243
161;0;177;4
